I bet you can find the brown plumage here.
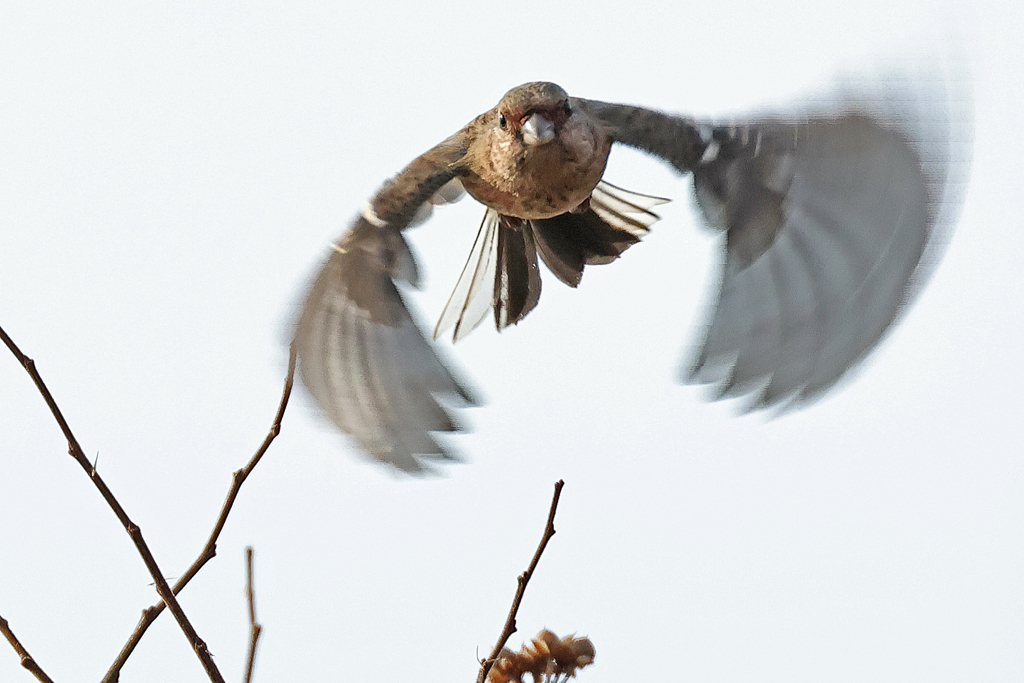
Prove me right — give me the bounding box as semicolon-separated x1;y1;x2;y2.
293;79;966;472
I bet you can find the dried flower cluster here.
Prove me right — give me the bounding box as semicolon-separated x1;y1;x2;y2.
488;630;596;683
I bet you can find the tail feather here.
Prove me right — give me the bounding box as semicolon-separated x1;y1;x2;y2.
435;181;667;340
494;216;542;330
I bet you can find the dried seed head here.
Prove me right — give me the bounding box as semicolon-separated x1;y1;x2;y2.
570;637;595;667
486;630;596;683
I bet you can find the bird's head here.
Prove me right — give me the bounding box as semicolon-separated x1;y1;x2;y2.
496;82;574;146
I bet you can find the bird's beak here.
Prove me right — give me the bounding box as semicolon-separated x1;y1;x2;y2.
521;112;555;145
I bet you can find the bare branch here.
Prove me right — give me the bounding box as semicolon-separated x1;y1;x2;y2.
477;480;565;683
0;614;55;683
0;324;225;683
243;547;263;683
101;345;297;683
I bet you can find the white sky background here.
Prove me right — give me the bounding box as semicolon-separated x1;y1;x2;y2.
0;1;1021;681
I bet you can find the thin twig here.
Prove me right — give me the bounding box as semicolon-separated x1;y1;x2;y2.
243;547;263;683
0;324;226;683
476;480;565;683
101;345;297;683
0;613;55;683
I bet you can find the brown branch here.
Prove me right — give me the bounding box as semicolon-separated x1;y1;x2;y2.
476;480;565;683
101;345;297;683
0;324;225;683
0;613;55;683
243;547;263;683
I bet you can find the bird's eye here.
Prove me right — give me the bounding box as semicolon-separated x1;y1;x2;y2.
563;99;572;115
499;113;507;129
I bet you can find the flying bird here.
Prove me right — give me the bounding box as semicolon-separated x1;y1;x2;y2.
293;78;966;472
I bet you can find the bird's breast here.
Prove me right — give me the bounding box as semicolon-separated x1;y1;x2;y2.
462;123;611;220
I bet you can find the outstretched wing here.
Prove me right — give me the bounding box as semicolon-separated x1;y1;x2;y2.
687;115;931;407
293;136;477;472
585;83;966;409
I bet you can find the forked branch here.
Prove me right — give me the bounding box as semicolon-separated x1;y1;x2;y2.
0;324;225;683
101;346;297;683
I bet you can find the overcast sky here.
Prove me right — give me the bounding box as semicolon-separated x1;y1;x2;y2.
1;1;1021;682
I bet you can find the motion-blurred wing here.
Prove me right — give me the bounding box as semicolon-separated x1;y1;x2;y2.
687;97;965;408
293;137;477;472
590;81;967;409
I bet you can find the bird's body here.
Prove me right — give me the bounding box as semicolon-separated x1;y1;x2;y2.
294;79;965;472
